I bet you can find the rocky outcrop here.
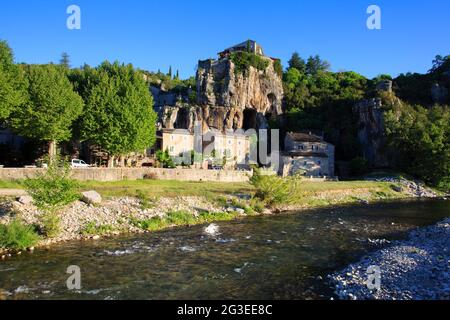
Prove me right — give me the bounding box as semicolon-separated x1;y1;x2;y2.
159;52;284;132
353;98;389;167
431;83;448;104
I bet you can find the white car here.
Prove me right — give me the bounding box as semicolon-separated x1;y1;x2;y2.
71;159;90;168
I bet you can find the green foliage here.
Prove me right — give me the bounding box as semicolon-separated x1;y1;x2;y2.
40;212;61;238
273;59;283;78
288;52;306;73
9;64;83;154
156;149;176;168
385;104;450;191
0;40;27;121
73;62;157;158
165;210;197;225
81;222;115;236
135;190;157;210
230;51;270;75
24;157;80;212
0;219;40;251
250;168;298;207
130;216;166;231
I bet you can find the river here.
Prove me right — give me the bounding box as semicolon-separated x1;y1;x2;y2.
0;199;448;300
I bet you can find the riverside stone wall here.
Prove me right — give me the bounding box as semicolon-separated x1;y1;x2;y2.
0;168;251;183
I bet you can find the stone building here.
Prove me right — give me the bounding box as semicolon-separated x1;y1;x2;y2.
218;40;265;59
280;132;335;177
158;128;251;169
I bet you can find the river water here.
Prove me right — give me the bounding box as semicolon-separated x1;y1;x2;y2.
0;199;449;300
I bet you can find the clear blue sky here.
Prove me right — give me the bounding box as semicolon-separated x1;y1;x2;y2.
1;0;449;79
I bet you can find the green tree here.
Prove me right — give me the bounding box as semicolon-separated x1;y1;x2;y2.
9;64;83;157
0;40;27;120
288;52;306;73
59;52;70;69
306;55;330;75
168;65;172;78
76;61;157;167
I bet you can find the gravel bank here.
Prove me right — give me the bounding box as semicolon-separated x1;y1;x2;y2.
329;217;450;300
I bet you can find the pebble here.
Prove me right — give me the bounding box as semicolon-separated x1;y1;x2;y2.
329;218;450;300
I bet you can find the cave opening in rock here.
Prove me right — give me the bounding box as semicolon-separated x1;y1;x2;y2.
175;108;190;129
243;109;257;130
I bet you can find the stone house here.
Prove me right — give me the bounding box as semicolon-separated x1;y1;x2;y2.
158;128;251;169
218;40;264;59
280;132;335;177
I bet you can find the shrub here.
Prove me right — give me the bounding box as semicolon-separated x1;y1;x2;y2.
0;219;40;251
165;210;197;225
230;52;270;75
24;156;79;212
156;149;176;168
250;168;298;207
273;59;283;78
40;212;61;238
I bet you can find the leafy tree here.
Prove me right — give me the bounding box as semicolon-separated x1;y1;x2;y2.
288;52;306;73
9;64;83;157
168;65;172;78
75;61;157;167
0;40;27;120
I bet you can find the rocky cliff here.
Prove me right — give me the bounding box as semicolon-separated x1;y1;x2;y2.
159;53;284;132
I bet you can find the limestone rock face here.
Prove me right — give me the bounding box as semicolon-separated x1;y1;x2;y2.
353;98;390;167
197;58;284;115
160;56;283;132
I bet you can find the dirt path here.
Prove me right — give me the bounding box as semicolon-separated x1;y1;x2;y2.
0;189;27;197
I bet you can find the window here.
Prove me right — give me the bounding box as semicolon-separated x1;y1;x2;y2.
170;135;174;141
169;146;174;152
318;160;321;165
304;161;307;166
228;140;232;145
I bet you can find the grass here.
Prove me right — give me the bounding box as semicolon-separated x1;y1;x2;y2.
0;219;40;251
81;222;117;236
0;178;409;211
78;180;253;199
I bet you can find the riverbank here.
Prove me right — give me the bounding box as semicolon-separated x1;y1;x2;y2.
0;179;441;257
329;217;450;300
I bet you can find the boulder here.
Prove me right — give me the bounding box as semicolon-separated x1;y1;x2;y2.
16;195;33;205
81;191;102;205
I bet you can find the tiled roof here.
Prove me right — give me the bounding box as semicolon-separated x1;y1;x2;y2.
286;132;324;142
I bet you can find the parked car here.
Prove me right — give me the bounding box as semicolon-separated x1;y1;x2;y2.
71;159;90;168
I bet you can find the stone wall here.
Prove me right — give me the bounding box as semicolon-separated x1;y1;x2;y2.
0;168;251;183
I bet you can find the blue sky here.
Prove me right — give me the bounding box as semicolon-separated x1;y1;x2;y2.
1;0;449;79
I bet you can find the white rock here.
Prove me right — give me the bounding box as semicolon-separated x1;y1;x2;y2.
81;191;102;205
16;195;33;205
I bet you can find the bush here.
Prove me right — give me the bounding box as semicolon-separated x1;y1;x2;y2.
40;212;61;238
250;168;298;207
230;52;270;75
24;156;79;212
156;149;176;168
0;219;40;251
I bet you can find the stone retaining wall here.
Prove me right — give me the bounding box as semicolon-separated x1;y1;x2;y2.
0;168;251;183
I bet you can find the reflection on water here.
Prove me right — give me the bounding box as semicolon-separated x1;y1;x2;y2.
0;199;449;300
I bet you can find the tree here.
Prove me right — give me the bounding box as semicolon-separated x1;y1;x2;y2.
60;52;70;69
175;69;179;80
288;52;306;73
168;66;172;78
76;61;157;167
306;55;330;75
9;64;84;157
0;40;27;120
